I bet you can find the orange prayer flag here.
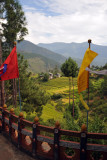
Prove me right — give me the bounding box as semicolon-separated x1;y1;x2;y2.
78;48;98;93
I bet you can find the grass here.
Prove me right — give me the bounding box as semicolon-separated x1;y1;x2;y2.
39;77;78;99
39;77;79;123
41;103;64;124
39;77;77;125
39;76;106;128
40;77;77;89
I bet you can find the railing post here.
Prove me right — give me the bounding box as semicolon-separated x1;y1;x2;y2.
54;121;60;160
80;124;87;160
32;117;39;157
2;104;7;132
9;108;14;138
18;112;24;148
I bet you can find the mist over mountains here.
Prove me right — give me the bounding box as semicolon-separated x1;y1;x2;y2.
17;40;107;73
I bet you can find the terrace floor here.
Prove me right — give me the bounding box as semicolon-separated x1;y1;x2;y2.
0;134;38;160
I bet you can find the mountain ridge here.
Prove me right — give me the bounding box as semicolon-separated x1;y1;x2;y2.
38;42;107;66
17;40;107;73
17;40;66;73
17;40;66;64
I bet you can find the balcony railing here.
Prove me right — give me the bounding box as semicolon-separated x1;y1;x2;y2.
0;106;107;160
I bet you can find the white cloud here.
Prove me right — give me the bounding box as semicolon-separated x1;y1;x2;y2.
23;0;107;45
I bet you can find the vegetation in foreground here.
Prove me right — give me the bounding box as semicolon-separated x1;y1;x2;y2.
6;63;107;134
1;0;106;135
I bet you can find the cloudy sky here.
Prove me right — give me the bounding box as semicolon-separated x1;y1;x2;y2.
19;0;107;45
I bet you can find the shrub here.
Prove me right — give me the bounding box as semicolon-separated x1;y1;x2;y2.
89;93;94;100
100;75;107;96
55;101;63;112
51;93;62;100
65;102;80;120
42;73;49;82
89;114;105;133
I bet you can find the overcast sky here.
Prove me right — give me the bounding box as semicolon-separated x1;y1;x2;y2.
19;0;107;45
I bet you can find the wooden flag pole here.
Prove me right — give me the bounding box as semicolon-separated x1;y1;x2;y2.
18;78;21;111
0;35;5;107
87;39;92;130
13;42;17;108
14;41;21;111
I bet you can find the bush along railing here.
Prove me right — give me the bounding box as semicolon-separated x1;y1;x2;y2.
0;105;107;160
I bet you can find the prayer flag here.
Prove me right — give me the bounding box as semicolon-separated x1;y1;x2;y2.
0;46;19;81
78;48;98;93
80;94;89;110
85;67;107;75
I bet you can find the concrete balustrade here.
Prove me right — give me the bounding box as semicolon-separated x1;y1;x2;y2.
0;106;107;160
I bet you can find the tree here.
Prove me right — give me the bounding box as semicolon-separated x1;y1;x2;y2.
20;72;50;116
38;72;49;82
0;2;5;106
2;0;28;47
61;57;78;118
1;0;28;107
4;53;50;116
18;55;50;116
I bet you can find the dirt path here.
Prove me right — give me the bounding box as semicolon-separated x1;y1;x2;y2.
0;134;38;160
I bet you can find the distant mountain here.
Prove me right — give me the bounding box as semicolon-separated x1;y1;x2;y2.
20;51;60;73
38;42;107;66
17;40;107;73
17;40;66;64
17;40;66;73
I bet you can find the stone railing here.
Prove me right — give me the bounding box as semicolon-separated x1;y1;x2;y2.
0;106;107;160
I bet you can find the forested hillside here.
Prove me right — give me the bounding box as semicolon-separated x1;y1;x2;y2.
17;40;66;73
20;51;60;73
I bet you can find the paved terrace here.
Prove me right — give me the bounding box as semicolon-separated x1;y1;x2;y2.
0;134;36;160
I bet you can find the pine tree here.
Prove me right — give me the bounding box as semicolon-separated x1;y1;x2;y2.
2;0;28;47
1;0;28;61
1;0;28;107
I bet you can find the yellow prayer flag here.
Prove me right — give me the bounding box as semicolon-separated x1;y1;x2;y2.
79;94;89;110
78;48;98;93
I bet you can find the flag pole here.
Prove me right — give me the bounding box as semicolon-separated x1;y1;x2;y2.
0;34;5;107
18;78;21;112
14;41;21;112
87;39;91;130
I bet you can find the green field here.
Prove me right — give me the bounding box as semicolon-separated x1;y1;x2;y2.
41;103;64;123
8;76;106;132
39;76;107;131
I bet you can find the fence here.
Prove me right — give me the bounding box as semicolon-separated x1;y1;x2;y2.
0;106;107;160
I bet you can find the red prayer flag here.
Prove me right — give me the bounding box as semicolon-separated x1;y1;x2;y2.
0;46;19;81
